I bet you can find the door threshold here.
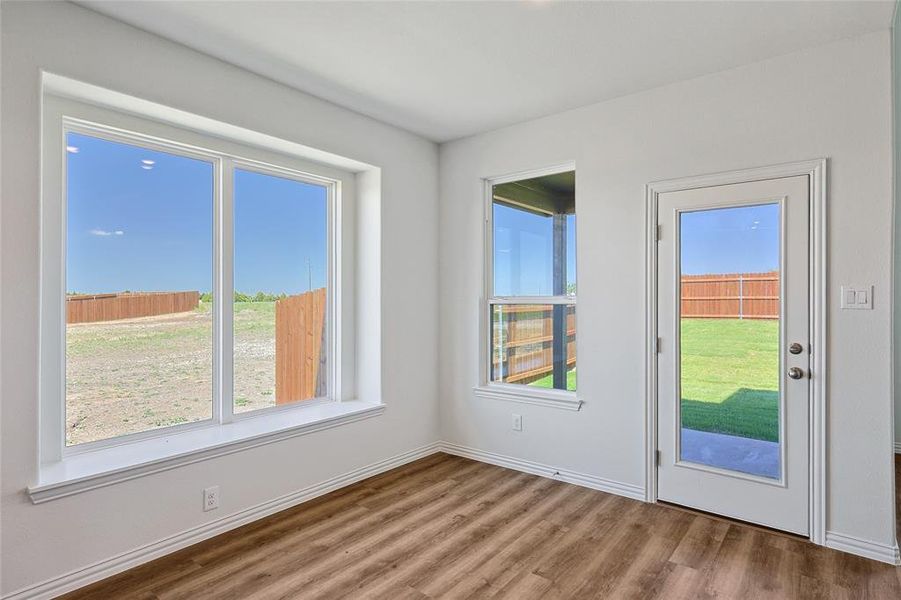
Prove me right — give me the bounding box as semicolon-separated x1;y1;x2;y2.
656;500;810;542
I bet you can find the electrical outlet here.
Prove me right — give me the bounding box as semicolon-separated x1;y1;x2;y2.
512;414;523;432
203;486;219;512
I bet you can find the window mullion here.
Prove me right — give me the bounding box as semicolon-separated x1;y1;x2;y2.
489;296;575;305
328;181;340;401
219;157;235;424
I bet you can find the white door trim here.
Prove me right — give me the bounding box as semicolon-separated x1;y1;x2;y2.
645;158;827;545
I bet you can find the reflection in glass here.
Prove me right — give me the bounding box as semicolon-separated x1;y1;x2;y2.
492;171;576;298
233;169;328;413
65;132;214;445
678;204;781;479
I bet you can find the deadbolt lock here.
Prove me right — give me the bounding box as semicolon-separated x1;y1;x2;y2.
789;342;805;355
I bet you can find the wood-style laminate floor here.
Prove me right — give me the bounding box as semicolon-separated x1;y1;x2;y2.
63;453;901;599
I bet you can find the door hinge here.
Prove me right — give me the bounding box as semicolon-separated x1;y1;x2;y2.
655;450;662;466
656;224;662;241
656;337;662;353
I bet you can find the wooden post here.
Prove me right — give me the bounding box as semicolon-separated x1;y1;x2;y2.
552;213;567;390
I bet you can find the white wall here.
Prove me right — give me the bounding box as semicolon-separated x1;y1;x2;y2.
892;2;901;456
440;31;895;548
0;2;438;596
1;2;896;595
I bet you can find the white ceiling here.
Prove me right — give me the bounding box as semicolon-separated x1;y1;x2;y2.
80;1;895;142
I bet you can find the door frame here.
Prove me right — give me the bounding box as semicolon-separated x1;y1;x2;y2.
645;159;827;544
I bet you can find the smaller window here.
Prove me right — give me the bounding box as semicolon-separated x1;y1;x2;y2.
233;167;330;413
488;170;576;392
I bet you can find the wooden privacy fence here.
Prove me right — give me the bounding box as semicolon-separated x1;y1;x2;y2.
492;305;576;385
681;271;779;319
66;291;200;324
275;288;327;404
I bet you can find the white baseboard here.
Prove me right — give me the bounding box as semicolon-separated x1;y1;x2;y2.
7;441;642;599
825;531;901;565
8;442;896;599
2;442;443;600
441;443;901;566
438;441;646;501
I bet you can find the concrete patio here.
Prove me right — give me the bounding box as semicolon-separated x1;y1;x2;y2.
680;427;780;479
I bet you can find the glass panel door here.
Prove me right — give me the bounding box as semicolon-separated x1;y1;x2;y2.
678;203;781;479
657;174;809;535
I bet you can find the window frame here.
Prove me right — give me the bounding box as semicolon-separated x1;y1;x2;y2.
476;163;581;410
226;158;339;424
41;96;348;461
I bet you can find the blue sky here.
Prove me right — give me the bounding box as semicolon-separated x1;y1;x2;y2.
68;131;773;296
493;203;576;296
66;132;327;295
680;204;780;275
491;201;778;297
234;168;327;294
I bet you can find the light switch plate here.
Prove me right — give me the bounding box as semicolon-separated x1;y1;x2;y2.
841;285;873;310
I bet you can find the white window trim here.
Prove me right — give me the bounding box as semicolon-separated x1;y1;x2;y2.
28;400;384;504
473;162;582;411
36;91;372;500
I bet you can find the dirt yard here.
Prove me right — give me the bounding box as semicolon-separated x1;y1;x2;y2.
65;302;279;446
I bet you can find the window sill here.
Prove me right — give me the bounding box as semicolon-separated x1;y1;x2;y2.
27;400;385;504
472;385;582;411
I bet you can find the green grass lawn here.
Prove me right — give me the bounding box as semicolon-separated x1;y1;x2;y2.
530;367;577;391
680;318;779;442
233;300;276;336
526;320;777;444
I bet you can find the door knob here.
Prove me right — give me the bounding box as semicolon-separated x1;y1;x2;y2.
788;367;806;380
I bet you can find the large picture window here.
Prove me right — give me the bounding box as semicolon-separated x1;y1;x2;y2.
65;131;215;446
47;110;342;454
486;168;577;395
